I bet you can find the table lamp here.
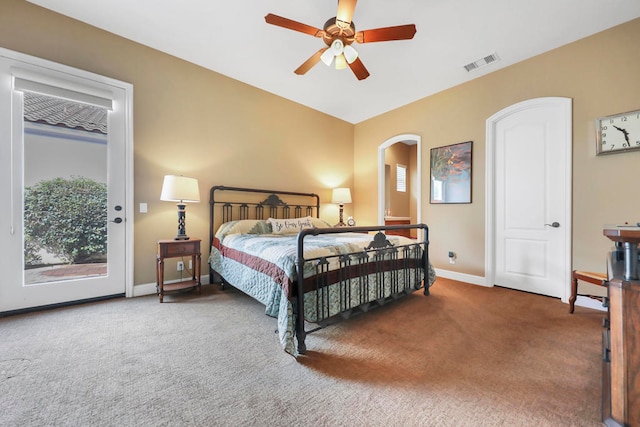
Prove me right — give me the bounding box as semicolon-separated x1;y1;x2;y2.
332;187;352;227
160;175;200;240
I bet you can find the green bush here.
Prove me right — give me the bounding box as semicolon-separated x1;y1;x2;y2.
24;234;42;267
24;177;107;264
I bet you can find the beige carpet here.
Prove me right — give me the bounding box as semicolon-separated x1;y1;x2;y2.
0;278;603;426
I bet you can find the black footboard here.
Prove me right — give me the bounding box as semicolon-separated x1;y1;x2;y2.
294;224;430;354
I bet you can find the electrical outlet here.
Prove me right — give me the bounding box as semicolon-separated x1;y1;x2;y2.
448;251;456;264
177;261;184;271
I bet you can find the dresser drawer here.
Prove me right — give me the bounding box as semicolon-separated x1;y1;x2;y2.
158;239;201;258
385;219;411;238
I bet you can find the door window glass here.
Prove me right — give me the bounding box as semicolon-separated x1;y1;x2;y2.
23;92;108;285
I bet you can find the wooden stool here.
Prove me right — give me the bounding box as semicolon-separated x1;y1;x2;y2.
569;270;607;313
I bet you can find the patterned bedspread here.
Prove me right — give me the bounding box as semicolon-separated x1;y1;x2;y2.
209;220;436;355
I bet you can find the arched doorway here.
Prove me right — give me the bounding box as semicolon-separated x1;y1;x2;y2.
378;134;422;234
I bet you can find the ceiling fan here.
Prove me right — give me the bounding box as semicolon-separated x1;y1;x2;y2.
265;0;416;80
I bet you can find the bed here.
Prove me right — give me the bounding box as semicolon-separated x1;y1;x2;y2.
208;186;436;356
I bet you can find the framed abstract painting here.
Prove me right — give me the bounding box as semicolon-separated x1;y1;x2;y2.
430;141;472;204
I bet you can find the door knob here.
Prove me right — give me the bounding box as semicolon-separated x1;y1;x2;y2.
545;222;560;228
111;217;123;224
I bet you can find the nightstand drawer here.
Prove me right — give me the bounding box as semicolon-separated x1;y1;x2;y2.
158;239;201;258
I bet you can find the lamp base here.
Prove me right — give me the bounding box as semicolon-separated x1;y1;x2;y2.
334;203;346;228
174;203;190;240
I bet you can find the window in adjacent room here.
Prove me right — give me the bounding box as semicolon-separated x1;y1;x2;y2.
396;164;407;192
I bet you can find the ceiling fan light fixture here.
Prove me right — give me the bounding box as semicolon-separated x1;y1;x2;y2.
335;54;348;70
330;39;344;55
265;1;415;81
320;48;335;66
343;44;358;64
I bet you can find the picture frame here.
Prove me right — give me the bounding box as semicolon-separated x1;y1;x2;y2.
430;141;472;204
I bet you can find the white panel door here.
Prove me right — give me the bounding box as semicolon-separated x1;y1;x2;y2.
488;98;572;298
0;49;131;312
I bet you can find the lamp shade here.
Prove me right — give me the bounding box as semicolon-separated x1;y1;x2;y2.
320;48;335;66
160;175;200;203
343;44;358;64
331;187;352;204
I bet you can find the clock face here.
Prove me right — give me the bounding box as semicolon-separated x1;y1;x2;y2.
347;217;356;226
596;109;640;155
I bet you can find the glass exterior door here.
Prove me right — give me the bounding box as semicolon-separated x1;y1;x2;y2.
0;50;129;312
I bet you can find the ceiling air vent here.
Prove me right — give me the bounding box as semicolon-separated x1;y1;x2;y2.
464;52;500;72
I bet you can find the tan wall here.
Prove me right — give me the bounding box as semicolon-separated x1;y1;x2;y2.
1;0;354;286
354;18;640;276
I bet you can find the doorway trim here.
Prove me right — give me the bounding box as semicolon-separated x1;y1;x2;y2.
378;133;421;227
485;97;572;301
0;47;135;299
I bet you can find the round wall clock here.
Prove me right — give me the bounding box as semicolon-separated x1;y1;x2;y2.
596;109;640;155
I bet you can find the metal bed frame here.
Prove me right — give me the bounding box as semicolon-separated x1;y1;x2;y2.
209;185;430;354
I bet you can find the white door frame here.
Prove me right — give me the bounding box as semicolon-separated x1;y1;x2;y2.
0;47;135;300
485;97;572;301
378;133;421;229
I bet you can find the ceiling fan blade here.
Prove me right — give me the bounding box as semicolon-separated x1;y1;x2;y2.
336;0;357;25
295;48;328;75
356;24;417;43
265;13;324;37
348;57;370;80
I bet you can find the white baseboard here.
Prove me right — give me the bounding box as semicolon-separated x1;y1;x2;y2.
434;269;606;311
434;268;487;287
574;295;607;311
132;275;210;297
132;282;156;297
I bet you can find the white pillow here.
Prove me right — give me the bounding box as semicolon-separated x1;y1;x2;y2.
268;217;320;235
308;217;332;228
215;219;271;239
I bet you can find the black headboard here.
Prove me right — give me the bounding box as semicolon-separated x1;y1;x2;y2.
209;185;320;249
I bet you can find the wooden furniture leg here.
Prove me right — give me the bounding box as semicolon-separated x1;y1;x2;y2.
569;270;607;313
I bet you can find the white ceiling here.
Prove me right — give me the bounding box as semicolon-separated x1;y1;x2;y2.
27;0;640;124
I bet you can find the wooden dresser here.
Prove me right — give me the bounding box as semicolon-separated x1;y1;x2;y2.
384;216;411;238
602;226;640;426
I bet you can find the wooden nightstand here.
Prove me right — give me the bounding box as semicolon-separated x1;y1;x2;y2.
156;239;201;303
